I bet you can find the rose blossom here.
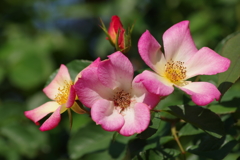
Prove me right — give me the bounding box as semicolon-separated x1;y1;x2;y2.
137;20;230;106
75;52;160;136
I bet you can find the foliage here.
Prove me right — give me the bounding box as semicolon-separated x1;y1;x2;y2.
0;0;240;160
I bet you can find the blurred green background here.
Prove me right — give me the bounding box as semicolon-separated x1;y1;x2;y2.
0;0;240;159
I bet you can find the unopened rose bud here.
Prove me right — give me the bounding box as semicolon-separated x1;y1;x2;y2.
100;15;133;54
107;16;125;47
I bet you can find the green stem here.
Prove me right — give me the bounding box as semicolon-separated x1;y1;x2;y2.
171;123;186;159
67;108;72;131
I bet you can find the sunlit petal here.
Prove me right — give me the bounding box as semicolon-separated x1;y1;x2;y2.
75;66;113;108
43;64;71;100
135;70;174;96
177;82;221;106
138;30;166;74
185;47;231;78
119;103;150;136
91;99;124;131
163;20;198;62
132;75;161;109
24;101;60;124
98;51;133;91
40;106;62;131
66;85;76;108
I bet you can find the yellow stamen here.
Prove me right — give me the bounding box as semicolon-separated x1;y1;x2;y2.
113;90;131;110
55;80;74;105
165;59;188;86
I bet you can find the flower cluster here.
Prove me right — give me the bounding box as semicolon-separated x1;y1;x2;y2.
25;17;230;136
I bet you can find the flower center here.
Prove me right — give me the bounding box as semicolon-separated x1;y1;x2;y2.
165;59;187;85
113;90;131;109
55;80;73;105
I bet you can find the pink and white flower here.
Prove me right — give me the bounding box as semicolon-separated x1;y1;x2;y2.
137;20;230;106
75;52;160;136
24;62;99;131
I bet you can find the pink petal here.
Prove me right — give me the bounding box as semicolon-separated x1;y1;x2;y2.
185;47;231;78
177;82;221;106
40;106;62;131
163;21;198;62
43;64;71;100
24;101;60;124
91;99;124;131
98;51;133;91
135;70;174;97
74;58;101;83
138;30;166;73
89;57;101;68
75;66;113;108
119;103;150;136
66;85;76;108
132;75;161;109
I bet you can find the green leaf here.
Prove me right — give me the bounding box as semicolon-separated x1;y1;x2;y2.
208;104;238;114
0;66;5;84
132;120;172;157
0;102;26;127
207;81;240;114
63;113;91;134
68;122;114;159
66;60;92;81
156;88;184;120
124;123;175;160
165;105;225;138
108;134;133;159
0;139;19;160
0;123;48;158
159;136;174;145
220;80;240;102
135;117;173;154
215;31;240;100
132;149;162;160
8;52;53;90
78;149;112;160
132;148;180;160
124;138;148;159
178;123;204;136
199;74;218;86
188;135;238;160
137;112;161;139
